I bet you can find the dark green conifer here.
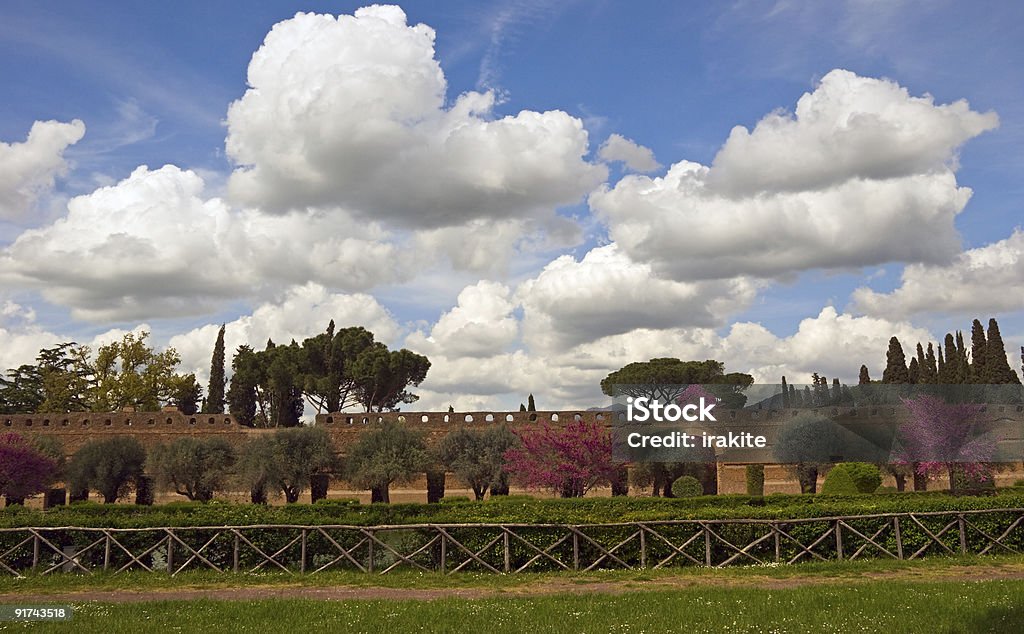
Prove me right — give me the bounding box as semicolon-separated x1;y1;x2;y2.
882;337;910;384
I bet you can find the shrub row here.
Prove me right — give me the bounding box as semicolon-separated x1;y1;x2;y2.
2;491;1024;529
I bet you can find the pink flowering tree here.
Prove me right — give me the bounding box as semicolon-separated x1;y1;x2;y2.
0;433;59;505
503;418;617;497
896;395;994;493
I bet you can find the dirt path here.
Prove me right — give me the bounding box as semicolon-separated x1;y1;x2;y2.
4;564;1024;604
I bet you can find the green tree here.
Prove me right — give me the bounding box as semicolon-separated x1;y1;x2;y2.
346;421;428;503
169;373;203;415
300;323;376;413
527;393;536;412
67;437;146;503
271;426;337;503
234;435;278;503
858;365;870;385
882;337;909;384
148;437;235;501
227;345;261;426
203;325;227;414
600;358;753;407
88;332;187;412
985;318;1021;384
348;345;431;412
969;319;988;383
774;414;843;494
438;425;518;500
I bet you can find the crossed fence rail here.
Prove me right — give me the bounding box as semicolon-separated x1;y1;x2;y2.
1;509;1022;578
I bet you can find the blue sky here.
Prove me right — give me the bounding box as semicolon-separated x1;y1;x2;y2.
1;1;1022;410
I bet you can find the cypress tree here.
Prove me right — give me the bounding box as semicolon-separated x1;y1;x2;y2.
916;343;926;374
788;384;798;407
986;318;1021;384
882;337;910;384
831;378;842;403
519;403;526;412
970;319;988;383
937;346;946;383
858;365;871;384
781;376;789;407
923;343;938;384
907;357;920;384
955;331;968;383
527;393;536;411
203;324;227;414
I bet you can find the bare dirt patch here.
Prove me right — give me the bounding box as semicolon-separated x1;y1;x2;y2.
4;562;1024;604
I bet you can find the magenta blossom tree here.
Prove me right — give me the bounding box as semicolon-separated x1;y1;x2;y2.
0;433;59;505
896;395;994;493
503;418;617;497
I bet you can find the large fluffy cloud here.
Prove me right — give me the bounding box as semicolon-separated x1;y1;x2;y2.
517;243;759;352
590;70;997;281
405;281;518;358
225;6;606;229
0;165;407;321
852;229;1024;319
0;120;85;221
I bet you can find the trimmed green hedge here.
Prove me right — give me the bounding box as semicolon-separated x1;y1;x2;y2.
2;491;1024;529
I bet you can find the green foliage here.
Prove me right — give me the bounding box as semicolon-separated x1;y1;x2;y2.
273;426;338;502
745;465;764;496
90;332;186;412
826;463;882;494
235;427;338;503
774;414;842;494
600;358;753;408
168;373;203;415
67;437;146;503
148;437;236;502
203;324;227;414
670;476;704;498
347;345;430;412
819;468;860;496
227;345;259;426
346;421;428;503
882;337;909;384
437;425;518;500
527;394;536;411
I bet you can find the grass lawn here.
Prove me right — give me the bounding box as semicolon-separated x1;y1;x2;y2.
1;580;1022;633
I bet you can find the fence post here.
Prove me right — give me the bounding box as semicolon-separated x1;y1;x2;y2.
894;516;904;560
773;523;781;562
300;529;307;574
440;530;447;574
367;531;374;574
639;528;647;569
572;530;580;571
704;524;712;566
835;520;843;560
166;534;174;574
104;532;111;571
958;514;967;554
233;533;240;573
503;529;510;574
32;533;40;570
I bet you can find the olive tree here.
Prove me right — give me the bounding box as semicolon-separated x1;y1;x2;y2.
236;427;337;503
438;425;518;500
148;437;236;501
67;437;146;503
346;421;427;503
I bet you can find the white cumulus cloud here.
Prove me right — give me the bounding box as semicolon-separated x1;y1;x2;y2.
0;119;86;221
598;133;661;172
591;70;996;281
225;6;606;230
852;229;1024;319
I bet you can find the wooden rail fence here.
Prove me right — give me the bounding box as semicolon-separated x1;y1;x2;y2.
1;509;1022;578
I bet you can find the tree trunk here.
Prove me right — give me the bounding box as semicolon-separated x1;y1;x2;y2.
250;487;267;504
489;475;509;497
913;466;928;491
894;473;906;492
610;465;629;496
426;470;445;503
371;484;389;504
